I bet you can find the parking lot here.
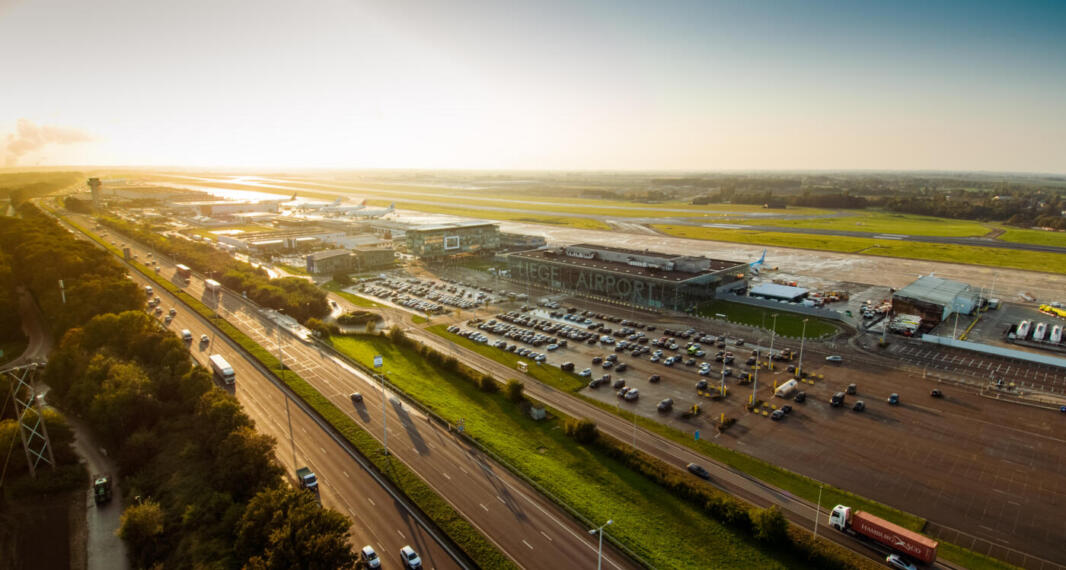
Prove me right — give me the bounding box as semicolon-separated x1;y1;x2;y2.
433;283;1066;567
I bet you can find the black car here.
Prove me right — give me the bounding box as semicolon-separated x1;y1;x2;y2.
592;356;603;365
686;463;711;479
615;363;628;372
781;404;792;414
930;389;943;398
648;374;661;383
852;400;866;412
350;393;363;404
794;391;806;403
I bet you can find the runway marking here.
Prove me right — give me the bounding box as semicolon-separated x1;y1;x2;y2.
522;539;534;550
540;530;553;542
479;503;489;511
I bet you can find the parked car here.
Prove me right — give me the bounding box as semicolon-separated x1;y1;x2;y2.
852;400;866;412
686;463;711;479
826;355;843;363
578;368;592;377
770;409;785;421
657;398;673;412
623;388;639;401
648;374;660;383
794;391;806;403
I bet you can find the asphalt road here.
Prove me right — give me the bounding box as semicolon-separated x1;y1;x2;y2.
73;217;636;570
67;415;130;570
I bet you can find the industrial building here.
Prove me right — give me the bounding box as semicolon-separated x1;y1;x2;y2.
892;275;979;326
507;244;748;310
304;247;394;274
173;200;279;217
406;221;500;259
217;227;346;253
748;283;809;302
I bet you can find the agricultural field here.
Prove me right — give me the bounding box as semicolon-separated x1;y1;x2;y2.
653;225;1066;275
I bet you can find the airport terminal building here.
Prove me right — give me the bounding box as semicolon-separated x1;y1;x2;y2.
507;244;749;310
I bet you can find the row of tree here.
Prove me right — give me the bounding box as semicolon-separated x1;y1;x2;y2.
45;311;357;567
96;216;329;323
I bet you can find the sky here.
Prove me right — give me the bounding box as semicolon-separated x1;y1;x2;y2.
1;0;1064;172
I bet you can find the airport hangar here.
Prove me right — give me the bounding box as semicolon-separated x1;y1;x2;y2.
506;244;749;311
892;275;980;327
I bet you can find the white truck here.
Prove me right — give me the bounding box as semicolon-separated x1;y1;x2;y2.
204;279;221;294
208;354;235;385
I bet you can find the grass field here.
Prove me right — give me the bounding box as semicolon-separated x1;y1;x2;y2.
753;212;991;237
697;300;840;338
276;263;309;276
654;225;1066;274
997;227;1066;247
329;333;821;569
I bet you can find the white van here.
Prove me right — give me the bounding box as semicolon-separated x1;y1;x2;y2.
181;329;192;342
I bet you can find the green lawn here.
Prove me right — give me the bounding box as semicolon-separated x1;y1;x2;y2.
276;263;309;276
697;300;840;338
322;281;387;308
329;334;818;569
427;325;586;392
753;211;991;237
654;225;1066;274
996;227;1066;248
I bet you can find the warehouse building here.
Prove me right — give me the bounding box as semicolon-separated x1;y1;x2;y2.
892;275;979;326
748;283;809;302
507;244;748;310
305;247;395;275
406;221;500;259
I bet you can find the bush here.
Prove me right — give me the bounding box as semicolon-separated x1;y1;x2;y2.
332;272;352;286
563;418;598;444
477;375;499;393
504;379;525;403
752;505;789;543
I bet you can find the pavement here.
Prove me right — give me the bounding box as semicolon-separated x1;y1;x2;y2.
67;415;129;570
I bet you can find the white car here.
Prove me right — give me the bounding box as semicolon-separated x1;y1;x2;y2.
400;545;422;569
825;355;843;363
623;388;639;401
578;368;592;377
361;545;381;568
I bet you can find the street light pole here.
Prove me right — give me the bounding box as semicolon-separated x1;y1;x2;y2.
814;484;823;539
589;519;613;570
379;372;389;455
768;313;778;370
798;318;808;378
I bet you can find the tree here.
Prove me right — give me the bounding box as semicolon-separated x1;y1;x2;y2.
210;426;284;501
504;379;525;403
564;418;598;444
236;486;357;570
751;505;790;543
119;499;166;568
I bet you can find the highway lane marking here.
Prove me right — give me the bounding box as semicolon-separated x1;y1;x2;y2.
522;539;533;550
367;497;376;506
397;530;405;539
320;447;327;454
540;530;552;542
479;503;489;511
343;471;350;478
441;472;450;480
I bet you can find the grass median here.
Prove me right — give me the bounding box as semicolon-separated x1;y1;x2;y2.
65;215;516;570
330;333;830;569
696;300;840;338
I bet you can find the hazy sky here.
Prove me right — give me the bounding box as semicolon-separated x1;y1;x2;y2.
2;0;1064;172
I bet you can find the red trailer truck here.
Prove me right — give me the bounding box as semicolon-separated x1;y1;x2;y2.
829;505;938;565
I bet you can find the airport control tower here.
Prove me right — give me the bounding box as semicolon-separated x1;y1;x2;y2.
88;177;101;207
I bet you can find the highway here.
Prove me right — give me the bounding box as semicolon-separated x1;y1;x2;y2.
54;215;467;570
68;215;637;570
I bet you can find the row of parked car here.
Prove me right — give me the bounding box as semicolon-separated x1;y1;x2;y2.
446;325;551;362
496;311;598;344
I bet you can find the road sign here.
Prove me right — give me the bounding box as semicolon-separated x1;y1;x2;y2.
694;430;700;441
373;355;383;368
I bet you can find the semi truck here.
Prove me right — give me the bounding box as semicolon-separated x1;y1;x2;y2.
204;279;221;294
209;354;236;385
296;467;318;493
829;505;938;564
175;264;192;280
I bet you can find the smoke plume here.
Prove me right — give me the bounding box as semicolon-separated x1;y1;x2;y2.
4;118;92;166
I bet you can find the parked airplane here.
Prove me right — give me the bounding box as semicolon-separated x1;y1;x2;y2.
749;249;767;275
346;202;395;219
321;198;368;215
281;193;343;210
